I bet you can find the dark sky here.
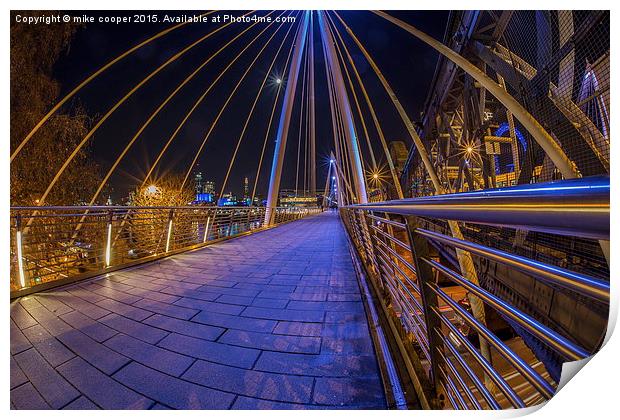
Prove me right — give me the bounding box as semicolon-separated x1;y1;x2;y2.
50;10;448;201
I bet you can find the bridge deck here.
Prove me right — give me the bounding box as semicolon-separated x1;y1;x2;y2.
10;211;387;409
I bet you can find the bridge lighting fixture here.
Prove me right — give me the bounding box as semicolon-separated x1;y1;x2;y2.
276;78;282;84
16;230;26;288
105;222;112;267
165;219;173;253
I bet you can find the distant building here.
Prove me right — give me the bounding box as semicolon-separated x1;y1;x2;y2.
388;141;409;174
243;176;249;201
204;180;215;195
194;171;204;195
279;190;318;208
217;192;238;206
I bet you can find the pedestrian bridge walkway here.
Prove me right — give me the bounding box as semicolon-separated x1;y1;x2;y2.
10;211;387;409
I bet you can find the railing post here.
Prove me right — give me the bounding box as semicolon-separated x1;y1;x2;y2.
203;213;211;243
15;214;27;288
105;209;113;267
165;209;174;253
404;215;443;407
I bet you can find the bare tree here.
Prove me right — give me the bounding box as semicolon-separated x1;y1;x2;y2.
10;11;102;205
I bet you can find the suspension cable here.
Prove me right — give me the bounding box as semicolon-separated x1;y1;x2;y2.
327;19;377;171
140;16;275;188
87;12;277;208
218;15;298;199
34;11;256;208
10;11;217;163
250;22;300;204
328;12;404;198
180;11;290;190
295;46;309;196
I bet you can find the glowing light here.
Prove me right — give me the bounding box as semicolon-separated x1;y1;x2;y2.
466;146;473;154
203;216;211;242
332;176;336;180
329;159;334;164
165;219;173;253
146;184;159;195
16;230;26;288
276;78;282;84
373;173;379;180
105;223;112;267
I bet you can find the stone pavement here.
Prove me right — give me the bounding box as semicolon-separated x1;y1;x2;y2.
10;211;387;409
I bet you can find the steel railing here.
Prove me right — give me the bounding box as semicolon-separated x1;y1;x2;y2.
10;205;321;297
340;176;609;409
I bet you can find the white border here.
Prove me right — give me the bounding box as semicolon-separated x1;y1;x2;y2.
3;1;618;419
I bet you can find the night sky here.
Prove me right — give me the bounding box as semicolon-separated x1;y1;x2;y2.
49;10;448;201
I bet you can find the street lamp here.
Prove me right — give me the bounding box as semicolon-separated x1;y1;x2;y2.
146;184;159;196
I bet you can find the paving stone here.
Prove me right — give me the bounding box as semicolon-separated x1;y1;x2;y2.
10;320;32;355
150;403;172;409
10;301;38;329
255;352;379;377
183;360;314;404
50;291;111;319
105;333;194;377
10;212;386;410
66;286;106;303
286;301;364;312
114;362;235;409
232;396;320;409
124;287;180;304
35;295;74;315
11;382;51;409
216;294;255;306
56;329;129;375
325;311;368;323
234;283;297;293
251;297;289;309
133;298;199;320
219;330;321;354
273;321;323;337
312;377;385;407
257;291;327;301
175;297;244;315
10;356;28;389
159;286;220;300
14;348;79;408
242;307;325;323
143;314;224;341
83;284;141;304
22;324;74;367
327;293;362;302
62;396;99;410
60;311;118;343
57;357;152;409
192;310;277;333
23;305;73;336
158;333;259;369
99;313;168;344
198;284;259;297
94;298;153;321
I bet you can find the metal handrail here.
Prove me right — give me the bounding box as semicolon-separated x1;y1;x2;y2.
340;176;609;409
345;176;609;240
10;205;321;296
417;229;609;302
